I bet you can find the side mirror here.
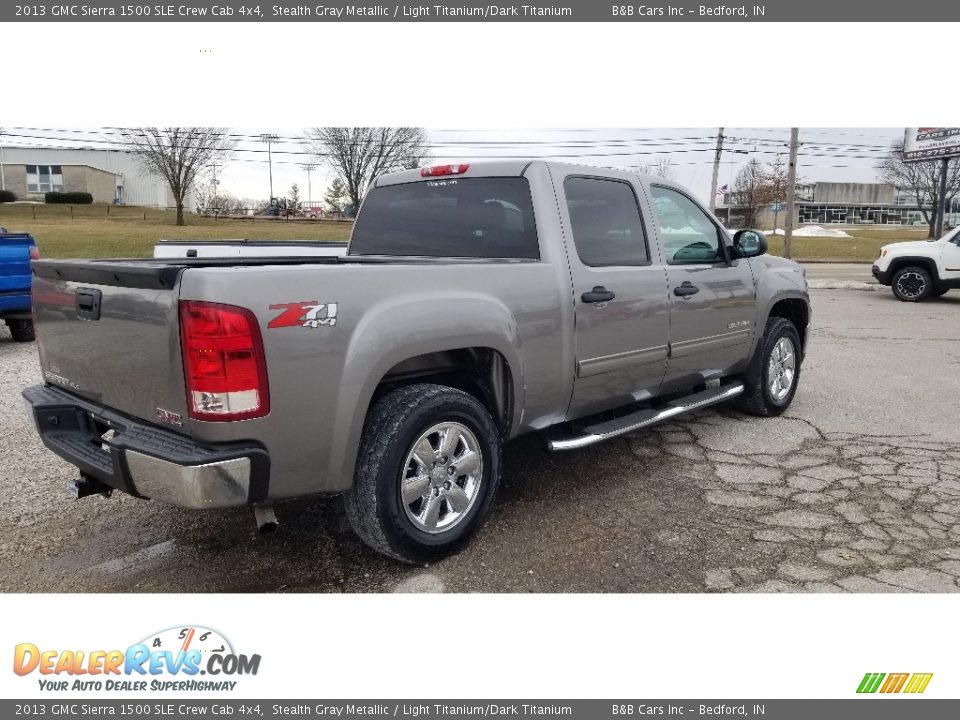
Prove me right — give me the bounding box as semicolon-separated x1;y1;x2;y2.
733;229;768;258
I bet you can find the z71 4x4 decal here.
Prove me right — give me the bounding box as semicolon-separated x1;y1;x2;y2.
267;301;339;329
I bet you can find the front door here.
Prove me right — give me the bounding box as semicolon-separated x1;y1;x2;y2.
647;184;757;389
940;231;960;283
560;174;670;420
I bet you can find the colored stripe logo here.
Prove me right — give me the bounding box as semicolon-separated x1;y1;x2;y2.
857;672;933;694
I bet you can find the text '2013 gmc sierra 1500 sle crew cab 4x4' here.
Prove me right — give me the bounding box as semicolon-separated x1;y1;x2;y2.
23;161;811;562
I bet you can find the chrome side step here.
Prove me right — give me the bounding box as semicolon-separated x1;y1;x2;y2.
546;382;744;452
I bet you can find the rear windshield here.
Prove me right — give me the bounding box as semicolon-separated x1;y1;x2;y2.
348;177;540;259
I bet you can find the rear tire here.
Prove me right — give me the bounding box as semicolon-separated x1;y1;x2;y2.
6;319;35;343
891;265;933;302
344;383;501;563
736;316;802;417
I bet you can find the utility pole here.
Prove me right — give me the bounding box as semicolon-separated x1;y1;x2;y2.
935;157;949;239
260;133;278;200
206;162;222;193
205;162;222;214
784;127;800;260
709;127;724;213
0;127;6;191
300;163;317;207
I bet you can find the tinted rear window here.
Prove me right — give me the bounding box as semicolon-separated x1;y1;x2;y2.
348;177;539;259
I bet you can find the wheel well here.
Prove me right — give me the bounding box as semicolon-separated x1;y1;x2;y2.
373;348;514;436
888;256;939;282
768;299;809;351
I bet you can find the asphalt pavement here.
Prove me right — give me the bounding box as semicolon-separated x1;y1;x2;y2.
1;287;959;593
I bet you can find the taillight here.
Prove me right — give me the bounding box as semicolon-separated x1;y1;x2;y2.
29;246;39;261
179;300;270;421
420;163;469;177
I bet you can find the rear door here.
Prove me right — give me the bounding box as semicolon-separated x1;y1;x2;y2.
559;173;670;419
646;184;756;388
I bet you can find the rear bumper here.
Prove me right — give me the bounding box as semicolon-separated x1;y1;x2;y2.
22;384;270;509
872;264;891;285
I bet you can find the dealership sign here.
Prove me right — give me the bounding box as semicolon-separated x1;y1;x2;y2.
903;128;960;161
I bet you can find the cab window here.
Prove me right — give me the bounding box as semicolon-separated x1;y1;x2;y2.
650;186;724;264
564;177;649;266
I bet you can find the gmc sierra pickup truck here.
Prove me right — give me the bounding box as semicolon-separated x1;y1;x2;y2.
871;226;960;301
23;161;810;562
0;229;38;342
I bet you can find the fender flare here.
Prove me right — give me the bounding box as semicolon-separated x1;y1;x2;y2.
323;292;525;491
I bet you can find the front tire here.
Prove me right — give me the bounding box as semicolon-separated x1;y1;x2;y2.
6;319;35;342
344;383;501;563
737;316;802;417
891;265;933;302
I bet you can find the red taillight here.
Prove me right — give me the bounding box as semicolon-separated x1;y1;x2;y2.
420;163;469;177
179;300;270;422
29;246;39;261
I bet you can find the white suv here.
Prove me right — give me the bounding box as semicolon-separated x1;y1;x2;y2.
873;227;960;301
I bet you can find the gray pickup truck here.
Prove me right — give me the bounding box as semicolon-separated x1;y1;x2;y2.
24;161;810;562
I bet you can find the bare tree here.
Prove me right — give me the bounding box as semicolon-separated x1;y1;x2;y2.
878;141;960;238
123;128;234;225
636;155;675;180
732;158;773;228
305;127;428;211
764;155;790;231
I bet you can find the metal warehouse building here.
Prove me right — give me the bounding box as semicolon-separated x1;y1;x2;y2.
0;145;185;208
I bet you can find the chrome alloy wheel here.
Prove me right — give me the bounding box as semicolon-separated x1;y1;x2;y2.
400;421;483;534
767;337;796;403
895;271;926;299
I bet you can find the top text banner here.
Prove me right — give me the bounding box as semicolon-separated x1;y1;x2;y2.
5;1;960;22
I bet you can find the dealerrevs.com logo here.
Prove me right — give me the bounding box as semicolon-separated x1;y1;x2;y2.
13;626;261;692
857;672;933;694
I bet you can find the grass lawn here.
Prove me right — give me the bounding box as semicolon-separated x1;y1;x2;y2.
0;205;352;259
765;226;931;262
0;204;937;262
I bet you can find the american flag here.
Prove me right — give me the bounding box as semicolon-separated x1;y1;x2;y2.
716;183;730;196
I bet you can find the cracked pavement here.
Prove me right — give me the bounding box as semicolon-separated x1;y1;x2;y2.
0;288;958;593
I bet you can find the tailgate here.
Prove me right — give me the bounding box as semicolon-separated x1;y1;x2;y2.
31;260;190;428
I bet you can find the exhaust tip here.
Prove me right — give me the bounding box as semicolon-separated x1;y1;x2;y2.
253;504;279;534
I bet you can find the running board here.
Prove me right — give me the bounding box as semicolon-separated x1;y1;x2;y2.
546;382;744;452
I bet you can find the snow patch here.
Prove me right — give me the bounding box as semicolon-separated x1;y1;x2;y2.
768;225;852;238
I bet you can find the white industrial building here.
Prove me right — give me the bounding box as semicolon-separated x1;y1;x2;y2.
0;145;190;208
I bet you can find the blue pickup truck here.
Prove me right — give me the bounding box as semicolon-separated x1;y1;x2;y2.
0;228;37;342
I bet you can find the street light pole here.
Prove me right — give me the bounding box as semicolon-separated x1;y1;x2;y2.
300;163;317;207
260;133;278;200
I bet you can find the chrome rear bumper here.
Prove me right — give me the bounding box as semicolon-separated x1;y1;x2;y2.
22;384;269;509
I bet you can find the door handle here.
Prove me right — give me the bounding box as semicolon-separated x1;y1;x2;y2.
75;288;102;320
673;282;700;298
581;286;616;304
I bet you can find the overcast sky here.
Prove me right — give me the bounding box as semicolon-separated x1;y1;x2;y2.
0;127;905;204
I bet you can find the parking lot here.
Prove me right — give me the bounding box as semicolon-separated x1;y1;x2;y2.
1;286;959;593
